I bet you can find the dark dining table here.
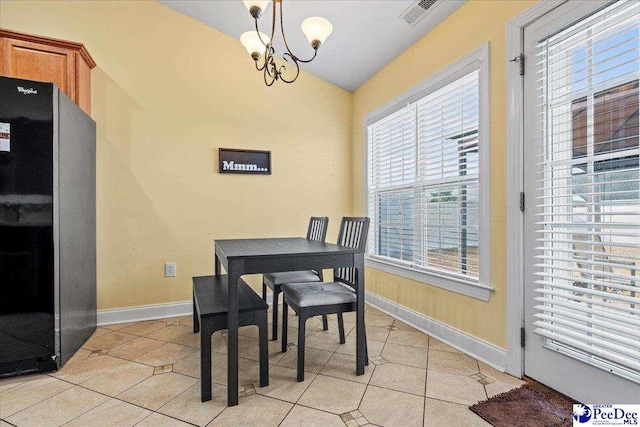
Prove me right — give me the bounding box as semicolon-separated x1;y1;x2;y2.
214;237;366;406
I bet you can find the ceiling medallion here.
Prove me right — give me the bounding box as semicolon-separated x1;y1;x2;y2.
240;0;333;86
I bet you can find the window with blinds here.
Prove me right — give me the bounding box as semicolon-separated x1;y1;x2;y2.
533;0;640;382
365;46;490;295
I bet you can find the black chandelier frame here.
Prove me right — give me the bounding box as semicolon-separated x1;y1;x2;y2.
250;0;321;86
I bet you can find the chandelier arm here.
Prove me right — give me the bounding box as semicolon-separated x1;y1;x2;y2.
279;53;300;84
252;5;277;78
262;4;279;80
254;18;269;47
264;47;278;79
264;68;276;86
293;49;317;64
263;59;270;84
269;1;276;49
265;51;279;83
278;1;295;59
278;0;318;63
253;2;276;49
255;47;268;72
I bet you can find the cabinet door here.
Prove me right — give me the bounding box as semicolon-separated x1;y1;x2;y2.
1;37;76;100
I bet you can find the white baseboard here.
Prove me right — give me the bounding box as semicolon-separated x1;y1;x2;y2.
98;292;508;372
97;301;193;326
365;291;507;372
97;293;275;326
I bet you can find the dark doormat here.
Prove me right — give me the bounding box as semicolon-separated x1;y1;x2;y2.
469;379;576;427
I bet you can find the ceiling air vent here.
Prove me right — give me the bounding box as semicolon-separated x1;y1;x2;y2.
399;0;440;27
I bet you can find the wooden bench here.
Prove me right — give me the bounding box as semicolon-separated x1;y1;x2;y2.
193;274;269;402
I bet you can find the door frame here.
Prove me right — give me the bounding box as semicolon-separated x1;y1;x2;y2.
504;0;568;378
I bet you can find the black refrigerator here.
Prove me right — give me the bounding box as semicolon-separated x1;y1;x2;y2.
0;76;96;377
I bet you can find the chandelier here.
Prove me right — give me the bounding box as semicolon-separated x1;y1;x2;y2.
240;0;333;86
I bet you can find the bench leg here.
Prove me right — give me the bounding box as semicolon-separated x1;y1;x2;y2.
337;312;346;344
322;314;329;331
200;322;214;402
281;301;289;353
193;297;200;334
262;280;267;301
272;287;280;341
297;312;307;382
258;311;269;387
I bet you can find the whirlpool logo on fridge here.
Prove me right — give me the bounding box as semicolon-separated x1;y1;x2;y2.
17;86;38;95
574;404;639;426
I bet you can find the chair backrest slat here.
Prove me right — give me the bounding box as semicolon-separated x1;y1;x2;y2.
306;217;329;242
334;217;370;288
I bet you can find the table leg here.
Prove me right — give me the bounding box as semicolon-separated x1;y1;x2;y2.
215;252;221;276
355;253;365;376
193;296;200;334
227;259;243;406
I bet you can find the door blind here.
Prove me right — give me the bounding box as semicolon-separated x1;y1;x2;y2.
367;70;481;281
533;0;640;381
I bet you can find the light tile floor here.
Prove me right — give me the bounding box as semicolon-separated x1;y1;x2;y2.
0;305;525;426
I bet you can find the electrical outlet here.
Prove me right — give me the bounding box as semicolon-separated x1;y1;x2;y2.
165;262;176;277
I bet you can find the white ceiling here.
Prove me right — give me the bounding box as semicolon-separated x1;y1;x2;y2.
158;0;466;92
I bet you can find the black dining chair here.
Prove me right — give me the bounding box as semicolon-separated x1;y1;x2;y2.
262;216;329;340
280;217;370;381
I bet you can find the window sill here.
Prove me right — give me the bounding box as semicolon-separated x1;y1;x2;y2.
365;256;494;301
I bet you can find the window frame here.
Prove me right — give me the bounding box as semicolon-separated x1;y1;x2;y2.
364;42;493;301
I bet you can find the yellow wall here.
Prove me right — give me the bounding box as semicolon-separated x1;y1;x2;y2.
0;0;352;310
1;0;538;349
351;0;536;348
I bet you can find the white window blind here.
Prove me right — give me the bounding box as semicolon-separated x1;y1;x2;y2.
533;0;640;382
366;59;488;293
417;72;480;277
367;106;417;264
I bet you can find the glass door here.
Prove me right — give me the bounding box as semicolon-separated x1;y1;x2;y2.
523;0;640;403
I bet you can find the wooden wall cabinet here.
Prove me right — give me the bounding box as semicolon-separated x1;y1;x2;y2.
0;28;96;115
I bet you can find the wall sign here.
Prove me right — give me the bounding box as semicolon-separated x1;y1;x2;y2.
219;148;271;175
